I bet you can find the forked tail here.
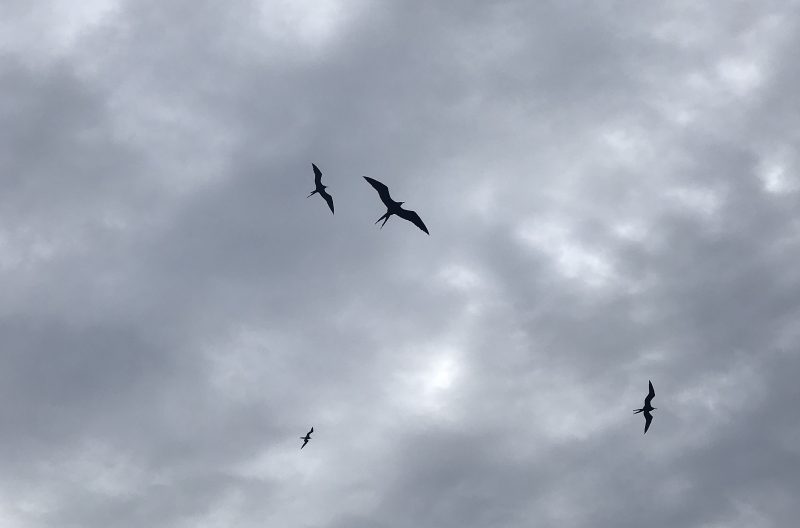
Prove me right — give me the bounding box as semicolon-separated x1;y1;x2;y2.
375;212;390;228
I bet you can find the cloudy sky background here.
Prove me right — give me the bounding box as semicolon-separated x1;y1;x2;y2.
2;0;800;526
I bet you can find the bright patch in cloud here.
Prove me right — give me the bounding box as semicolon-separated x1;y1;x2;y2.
666;186;723;218
391;345;464;417
256;0;365;54
518;220;617;289
716;56;763;97
757;153;797;194
601;125;654;167
438;263;482;291
0;0;119;62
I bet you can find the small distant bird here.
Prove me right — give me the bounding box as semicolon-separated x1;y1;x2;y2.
633;381;656;434
308;164;334;214
300;427;314;449
363;176;429;235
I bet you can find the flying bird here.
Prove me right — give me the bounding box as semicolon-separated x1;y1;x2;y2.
363;176;429;234
308;164;334;214
633;381;656;434
300;427;314;449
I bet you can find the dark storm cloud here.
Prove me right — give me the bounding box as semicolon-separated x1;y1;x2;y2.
1;0;799;527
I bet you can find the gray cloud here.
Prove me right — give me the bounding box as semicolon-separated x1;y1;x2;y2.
1;0;799;526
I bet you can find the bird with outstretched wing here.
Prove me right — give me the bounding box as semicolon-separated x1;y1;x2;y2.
363;176;429;234
634;381;656;434
300;427;314;449
308;164;334;214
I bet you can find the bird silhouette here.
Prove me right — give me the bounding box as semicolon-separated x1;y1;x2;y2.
300;427;314;449
633;381;656;434
308;164;334;214
363;176;429;234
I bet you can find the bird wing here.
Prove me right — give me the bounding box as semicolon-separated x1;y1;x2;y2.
643;410;653;434
312;163;323;187
308;427;314;435
645;380;655;405
363;177;394;206
301;439;309;449
397;208;429;235
319;189;334;214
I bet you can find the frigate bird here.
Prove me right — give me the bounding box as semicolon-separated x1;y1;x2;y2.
300;427;314;449
308;164;334;214
633;381;656;434
363;176;429;234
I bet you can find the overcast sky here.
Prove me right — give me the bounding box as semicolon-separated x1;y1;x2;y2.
1;1;800;527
